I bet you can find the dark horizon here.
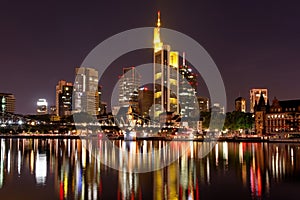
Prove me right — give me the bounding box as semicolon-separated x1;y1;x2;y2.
1;0;300;114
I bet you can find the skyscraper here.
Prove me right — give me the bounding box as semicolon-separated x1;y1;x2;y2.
153;12;179;118
56;80;73;117
0;93;15;114
119;67;141;111
179;53;197;118
97;85;107;116
197;96;210;112
138;87;154;117
250;89;268;113
73;67;99;115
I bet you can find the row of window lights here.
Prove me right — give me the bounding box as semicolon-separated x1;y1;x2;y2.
268;115;285;118
267;114;300;119
270;128;297;132
0;120;24;125
272;108;297;112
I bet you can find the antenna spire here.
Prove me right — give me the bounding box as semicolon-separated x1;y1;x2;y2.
157;11;161;27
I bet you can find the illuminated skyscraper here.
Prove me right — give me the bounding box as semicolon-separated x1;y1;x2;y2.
179;53;197;118
250;89;268;113
197;96;209;112
0;93;15;114
153;12;179;118
98;85;107;115
119;67;141;111
73;67;99;115
56;80;73;117
138;87;154;117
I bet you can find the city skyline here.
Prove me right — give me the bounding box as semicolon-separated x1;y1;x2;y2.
1;1;300;114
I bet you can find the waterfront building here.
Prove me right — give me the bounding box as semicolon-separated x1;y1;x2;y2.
266;97;300;133
138;87;154;117
153;12;179;118
49;106;56;115
235;97;246;112
73;67;99;115
98;85;107;116
36;99;48;115
250;89;268;113
197;96;210;112
99;101;107;116
254;93;268;135
56;80;73;117
179;53;198;118
0;93;15;114
119;67;141;112
211;103;225;114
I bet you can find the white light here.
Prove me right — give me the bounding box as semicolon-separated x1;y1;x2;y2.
35;152;47;185
36;99;48;106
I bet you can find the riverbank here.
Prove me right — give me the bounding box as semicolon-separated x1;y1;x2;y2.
1;133;300;143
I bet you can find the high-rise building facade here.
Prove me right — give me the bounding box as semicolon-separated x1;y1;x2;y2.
250;89;268;113
36;99;48;115
0;93;16;114
56;80;73;117
235;97;246;112
138;87;154;117
73;67;99;115
97;85;107;116
153;12;179;118
119;67;141;112
197;96;210;112
179;55;197;118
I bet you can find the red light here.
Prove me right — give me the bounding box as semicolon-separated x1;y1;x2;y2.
60;182;64;200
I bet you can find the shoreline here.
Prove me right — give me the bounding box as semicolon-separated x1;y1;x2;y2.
0;134;300;143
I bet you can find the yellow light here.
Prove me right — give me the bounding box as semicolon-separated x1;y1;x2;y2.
169;79;177;86
170;98;177;105
155;72;162;80
154;91;162;99
170;51;179;68
154;11;163;52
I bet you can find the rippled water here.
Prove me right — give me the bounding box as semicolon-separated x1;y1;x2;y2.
0;138;299;199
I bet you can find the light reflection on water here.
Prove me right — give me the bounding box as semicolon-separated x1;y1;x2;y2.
0;138;299;199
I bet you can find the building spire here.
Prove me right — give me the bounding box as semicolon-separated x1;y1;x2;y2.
183;52;186;66
154;11;163;52
157;11;161;27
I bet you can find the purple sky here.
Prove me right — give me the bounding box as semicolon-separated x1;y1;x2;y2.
0;0;300;114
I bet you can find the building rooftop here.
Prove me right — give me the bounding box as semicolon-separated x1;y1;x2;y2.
279;99;300;109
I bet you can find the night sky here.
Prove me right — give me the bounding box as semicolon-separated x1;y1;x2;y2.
1;0;300;114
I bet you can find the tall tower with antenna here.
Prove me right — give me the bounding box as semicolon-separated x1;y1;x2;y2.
153;11;179;118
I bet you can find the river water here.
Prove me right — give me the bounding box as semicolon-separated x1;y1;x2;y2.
0;138;299;200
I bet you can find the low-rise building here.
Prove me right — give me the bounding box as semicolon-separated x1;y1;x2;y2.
266;97;300;133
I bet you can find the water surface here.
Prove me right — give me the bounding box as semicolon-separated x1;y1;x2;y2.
0;138;299;199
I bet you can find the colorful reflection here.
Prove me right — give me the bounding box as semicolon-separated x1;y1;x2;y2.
0;139;299;199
